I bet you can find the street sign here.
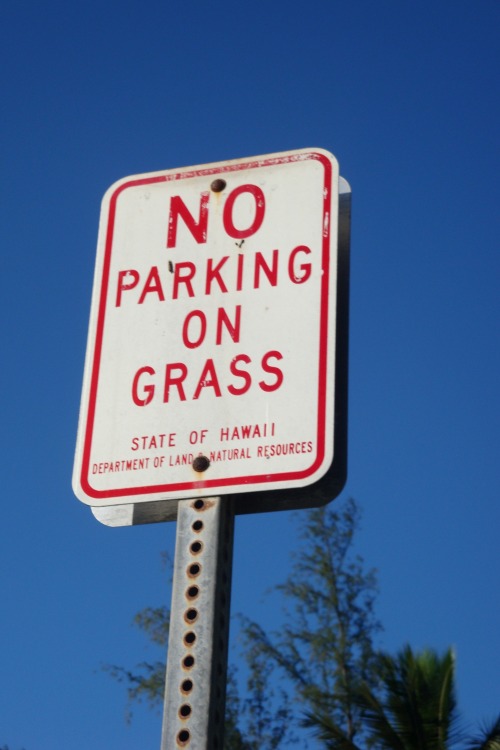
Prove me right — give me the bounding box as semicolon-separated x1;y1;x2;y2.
73;149;348;511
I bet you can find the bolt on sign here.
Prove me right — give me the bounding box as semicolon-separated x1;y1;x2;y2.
73;149;350;518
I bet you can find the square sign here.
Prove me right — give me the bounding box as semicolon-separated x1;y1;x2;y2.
73;148;343;509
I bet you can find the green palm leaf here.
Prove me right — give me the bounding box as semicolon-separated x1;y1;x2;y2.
466;716;500;750
302;709;363;750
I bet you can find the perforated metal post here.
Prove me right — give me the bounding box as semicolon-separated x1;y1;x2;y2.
161;497;234;750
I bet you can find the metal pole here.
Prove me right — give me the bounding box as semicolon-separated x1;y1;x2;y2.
161;496;235;750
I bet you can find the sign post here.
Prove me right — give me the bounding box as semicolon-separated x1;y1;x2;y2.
73;149;351;748
160;497;234;749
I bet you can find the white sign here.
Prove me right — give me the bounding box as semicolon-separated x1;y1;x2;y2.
73;148;340;508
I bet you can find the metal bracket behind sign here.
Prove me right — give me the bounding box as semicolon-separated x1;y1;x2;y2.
90;176;351;527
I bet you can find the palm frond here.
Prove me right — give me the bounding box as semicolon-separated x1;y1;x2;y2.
302;709;363;750
466;716;500;750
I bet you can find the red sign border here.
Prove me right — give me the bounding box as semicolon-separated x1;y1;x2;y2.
80;151;335;501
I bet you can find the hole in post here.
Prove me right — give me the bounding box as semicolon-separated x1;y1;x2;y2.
186;585;199;600
194;499;205;510
184;632;196;646
179;703;192;719
188;563;201;577
190;541;203;555
192;520;203;533
182;654;195;669
177;728;190;746
184;608;198;623
181;678;193;694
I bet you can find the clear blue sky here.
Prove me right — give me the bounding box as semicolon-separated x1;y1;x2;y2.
1;2;499;748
